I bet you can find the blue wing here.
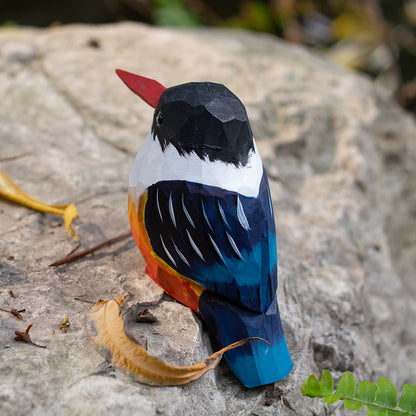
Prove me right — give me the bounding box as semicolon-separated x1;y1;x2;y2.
144;170;293;387
144;169;277;313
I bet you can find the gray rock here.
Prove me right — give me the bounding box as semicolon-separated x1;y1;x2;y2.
0;22;415;415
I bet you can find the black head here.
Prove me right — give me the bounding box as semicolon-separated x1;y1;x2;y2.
151;82;254;167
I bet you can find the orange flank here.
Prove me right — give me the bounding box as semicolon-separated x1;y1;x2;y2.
128;192;205;312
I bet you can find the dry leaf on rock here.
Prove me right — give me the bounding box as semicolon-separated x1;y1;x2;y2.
86;294;266;386
14;324;47;348
0;170;79;241
59;315;70;333
0;306;25;320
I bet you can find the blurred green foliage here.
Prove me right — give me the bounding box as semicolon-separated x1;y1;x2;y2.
221;2;275;33
1;0;415;114
153;0;416;114
153;0;200;26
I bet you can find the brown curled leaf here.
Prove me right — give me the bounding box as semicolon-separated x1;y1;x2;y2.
86;295;266;386
14;324;47;348
0;170;79;241
0;306;25;320
11;309;25;320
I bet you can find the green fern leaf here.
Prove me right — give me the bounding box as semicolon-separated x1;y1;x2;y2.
376;379;397;408
301;370;416;416
357;381;377;403
321;369;334;393
336;371;356;397
344;399;364;411
399;384;416;412
301;374;323;397
367;405;388;416
324;393;341;405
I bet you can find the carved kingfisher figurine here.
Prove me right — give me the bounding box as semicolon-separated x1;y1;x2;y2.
116;69;293;387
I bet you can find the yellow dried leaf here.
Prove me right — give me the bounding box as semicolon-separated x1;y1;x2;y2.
62;203;79;241
59;314;70;333
86;294;266;386
0;170;79;241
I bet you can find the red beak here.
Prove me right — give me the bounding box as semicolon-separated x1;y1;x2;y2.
115;69;167;109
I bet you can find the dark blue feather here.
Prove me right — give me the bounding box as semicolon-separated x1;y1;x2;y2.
198;290;293;387
144;170;277;312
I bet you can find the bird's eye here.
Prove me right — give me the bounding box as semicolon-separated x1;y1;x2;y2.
156;111;164;125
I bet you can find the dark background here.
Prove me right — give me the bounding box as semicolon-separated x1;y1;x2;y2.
1;0;415;114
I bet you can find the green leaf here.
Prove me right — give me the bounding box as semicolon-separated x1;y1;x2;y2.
153;0;200;27
1;20;18;27
344;399;363;410
302;370;416;415
376;378;397;408
399;384;416;412
324;393;341;405
356;381;377;403
241;1;274;32
387;410;407;415
320;369;334;394
301;374;324;398
367;405;388;416
336;371;356;397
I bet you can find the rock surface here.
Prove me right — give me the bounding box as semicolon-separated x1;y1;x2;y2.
1;22;416;416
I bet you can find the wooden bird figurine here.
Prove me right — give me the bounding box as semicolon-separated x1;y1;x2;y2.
116;69;293;387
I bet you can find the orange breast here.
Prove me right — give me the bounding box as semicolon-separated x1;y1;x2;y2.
128;192;205;312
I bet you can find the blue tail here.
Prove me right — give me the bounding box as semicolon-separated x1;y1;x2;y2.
199;290;293;388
